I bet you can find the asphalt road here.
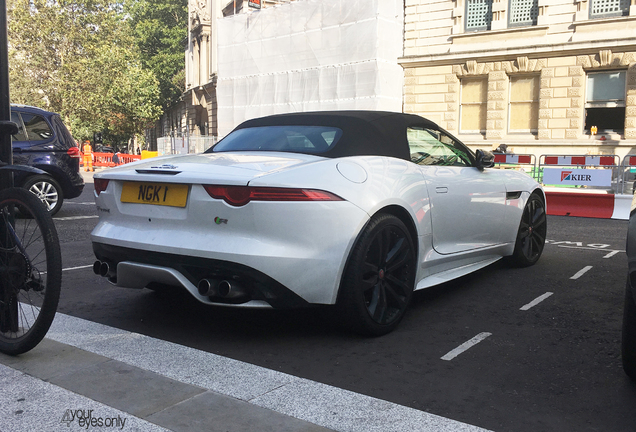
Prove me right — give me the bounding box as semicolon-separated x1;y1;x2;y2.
53;175;636;432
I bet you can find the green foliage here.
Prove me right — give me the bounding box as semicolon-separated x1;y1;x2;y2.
125;0;188;109
7;0;163;144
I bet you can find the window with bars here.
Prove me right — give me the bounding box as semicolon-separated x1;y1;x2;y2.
460;78;488;134
585;71;626;133
509;76;539;134
509;0;539;27
590;0;629;18
466;0;493;31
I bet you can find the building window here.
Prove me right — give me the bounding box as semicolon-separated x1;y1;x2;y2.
509;0;539;27
460;78;487;134
585;71;626;133
509;76;539;134
590;0;629;18
466;0;493;31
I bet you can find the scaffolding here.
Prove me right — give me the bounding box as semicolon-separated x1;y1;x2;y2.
216;0;404;136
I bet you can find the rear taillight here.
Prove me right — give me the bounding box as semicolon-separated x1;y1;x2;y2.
94;178;109;196
203;185;343;207
67;146;81;158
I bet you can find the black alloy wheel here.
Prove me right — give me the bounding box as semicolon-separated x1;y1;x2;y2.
508;193;547;267
338;214;416;336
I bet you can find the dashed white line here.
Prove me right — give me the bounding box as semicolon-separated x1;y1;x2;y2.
54;215;99;221
441;332;492;361
62;264;94;272
603;250;621;258
570;265;593;280
520;292;554;311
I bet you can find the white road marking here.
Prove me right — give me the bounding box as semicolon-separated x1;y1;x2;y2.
555;245;624;256
441;332;492;361
570;266;593;280
520;292;554;311
62;264;94;272
54;215;99;221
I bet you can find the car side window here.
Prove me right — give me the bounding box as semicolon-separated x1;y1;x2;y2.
10;112;27;141
21;114;53;141
407;127;471;167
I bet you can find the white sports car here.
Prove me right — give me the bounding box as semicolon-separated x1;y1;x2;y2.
91;111;546;335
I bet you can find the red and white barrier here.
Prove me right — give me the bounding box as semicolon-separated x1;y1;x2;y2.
545;189;630;220
542;155;617;166
493;154;533;164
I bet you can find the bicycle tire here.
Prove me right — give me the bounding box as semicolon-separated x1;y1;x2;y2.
0;187;62;355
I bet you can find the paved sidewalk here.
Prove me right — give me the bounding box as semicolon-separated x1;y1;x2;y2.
0;339;328;432
0;312;491;432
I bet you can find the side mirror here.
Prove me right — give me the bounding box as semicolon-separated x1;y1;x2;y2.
475;149;495;170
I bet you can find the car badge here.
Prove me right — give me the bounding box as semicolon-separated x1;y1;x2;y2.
214;217;228;225
150;164;178;170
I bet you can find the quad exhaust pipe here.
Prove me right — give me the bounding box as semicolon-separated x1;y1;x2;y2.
93;261;247;300
93;260;111;277
93;260;117;284
197;278;247;299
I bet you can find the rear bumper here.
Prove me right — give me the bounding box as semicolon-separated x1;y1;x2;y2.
93;242;310;308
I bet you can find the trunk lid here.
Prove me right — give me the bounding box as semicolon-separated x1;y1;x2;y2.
98;152;324;186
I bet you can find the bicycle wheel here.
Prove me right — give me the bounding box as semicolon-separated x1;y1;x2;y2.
0;187;61;355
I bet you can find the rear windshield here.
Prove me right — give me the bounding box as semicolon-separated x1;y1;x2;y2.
208;126;343;154
51;115;76;149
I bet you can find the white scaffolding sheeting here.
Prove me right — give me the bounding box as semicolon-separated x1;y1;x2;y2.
216;0;404;136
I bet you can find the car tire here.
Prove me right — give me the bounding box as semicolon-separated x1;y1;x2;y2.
23;175;63;216
337;214;416;337
623;280;636;381
506;193;547;267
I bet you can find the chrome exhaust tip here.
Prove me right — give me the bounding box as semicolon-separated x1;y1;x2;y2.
99;261;110;277
197;278;220;297
93;260;111;277
218;280;247;299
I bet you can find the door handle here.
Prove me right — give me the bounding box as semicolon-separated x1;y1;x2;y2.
436;187;448;194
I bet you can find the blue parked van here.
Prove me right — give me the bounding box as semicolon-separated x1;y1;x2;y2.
10;104;84;215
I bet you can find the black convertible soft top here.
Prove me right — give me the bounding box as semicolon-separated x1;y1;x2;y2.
229;111;441;161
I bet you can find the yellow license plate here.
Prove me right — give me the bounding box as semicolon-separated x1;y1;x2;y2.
121;182;189;207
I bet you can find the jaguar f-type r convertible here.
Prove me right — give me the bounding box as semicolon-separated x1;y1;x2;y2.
91;111;546;335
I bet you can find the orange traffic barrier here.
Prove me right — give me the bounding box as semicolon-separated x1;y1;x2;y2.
80;152;142;167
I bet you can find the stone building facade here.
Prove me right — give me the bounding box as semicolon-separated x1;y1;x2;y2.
400;0;636;158
148;0;296;151
151;0;636;160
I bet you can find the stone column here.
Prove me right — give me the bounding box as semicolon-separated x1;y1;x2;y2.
575;0;589;21
445;73;459;132
490;0;507;30
567;65;585;139
538;68;553;139
486;71;507;140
